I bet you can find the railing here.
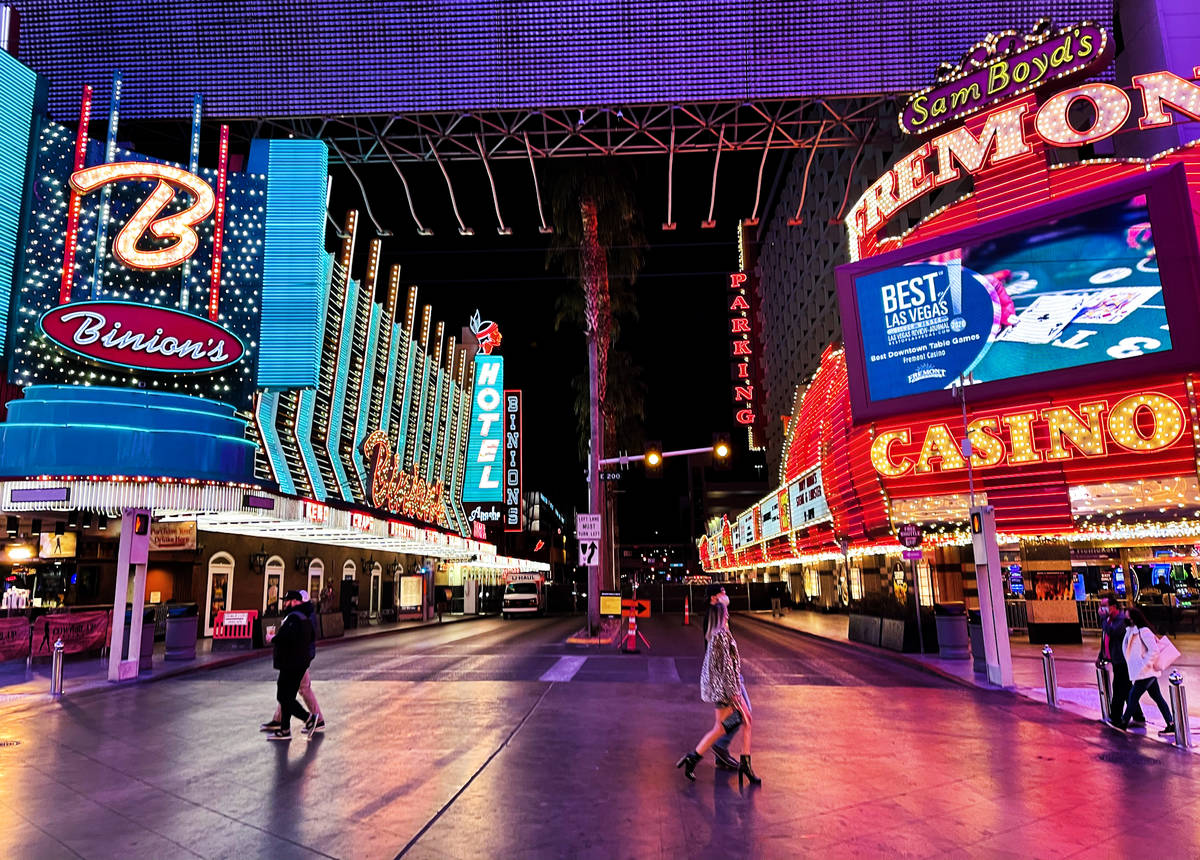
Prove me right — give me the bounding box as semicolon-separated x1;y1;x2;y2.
1004;599;1028;632
1077;598;1102;632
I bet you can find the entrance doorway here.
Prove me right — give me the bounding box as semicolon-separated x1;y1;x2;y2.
308;558;324;603
263;555;285;615
204;552;234;636
370;562;382;618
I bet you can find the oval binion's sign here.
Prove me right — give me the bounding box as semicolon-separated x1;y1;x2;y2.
39;301;245;373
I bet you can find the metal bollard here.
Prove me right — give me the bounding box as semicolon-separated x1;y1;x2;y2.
50;638;64;697
1095;660;1113;723
1168;671;1193;748
1042;645;1058;708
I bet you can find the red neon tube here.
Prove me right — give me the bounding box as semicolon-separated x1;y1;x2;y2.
208;124;229;321
59;84;93;305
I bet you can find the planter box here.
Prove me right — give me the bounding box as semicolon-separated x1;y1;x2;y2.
881;617;907;652
848;613;881;646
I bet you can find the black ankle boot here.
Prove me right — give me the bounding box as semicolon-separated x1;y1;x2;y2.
738;754;761;786
713;747;739;771
675;751;702;781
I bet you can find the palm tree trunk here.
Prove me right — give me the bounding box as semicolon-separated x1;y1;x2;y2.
581;195;610;631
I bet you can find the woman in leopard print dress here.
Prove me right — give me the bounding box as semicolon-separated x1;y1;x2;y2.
675;585;761;785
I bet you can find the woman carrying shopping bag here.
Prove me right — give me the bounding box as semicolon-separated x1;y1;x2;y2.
676;584;761;786
1119;606;1178;735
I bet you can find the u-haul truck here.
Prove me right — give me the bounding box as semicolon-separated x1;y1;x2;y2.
501;571;545;619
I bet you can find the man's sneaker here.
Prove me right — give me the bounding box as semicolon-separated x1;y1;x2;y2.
1128;717;1146;727
259;720;282;732
1159;724;1178;737
302;714;318;735
308;717;326;735
267;729;291;741
713;747;739;771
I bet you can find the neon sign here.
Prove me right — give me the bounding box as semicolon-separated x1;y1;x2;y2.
69;162;215;271
503;390;523;532
900;22;1110;136
39;301;244;373
363;429;447;526
469;309;502;355
728;272;756;426
870;391;1185;478
463;354;504;502
849;69;1200;260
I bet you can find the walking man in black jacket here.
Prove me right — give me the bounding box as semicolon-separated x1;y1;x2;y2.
1096;591;1145;728
268;590;315;741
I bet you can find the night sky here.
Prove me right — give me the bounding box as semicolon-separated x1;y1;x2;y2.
322;150;791;541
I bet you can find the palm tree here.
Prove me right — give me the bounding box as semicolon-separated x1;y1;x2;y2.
546;162;647;629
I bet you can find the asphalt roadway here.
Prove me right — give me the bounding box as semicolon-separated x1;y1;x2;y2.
1;615;1198;859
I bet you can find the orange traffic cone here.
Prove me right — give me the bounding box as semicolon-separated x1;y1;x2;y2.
622;615;640;653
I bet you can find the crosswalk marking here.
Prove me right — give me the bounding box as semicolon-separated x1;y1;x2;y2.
647;657;681;684
539;655;587;682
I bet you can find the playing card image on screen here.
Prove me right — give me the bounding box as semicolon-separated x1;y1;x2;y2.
851;194;1169;403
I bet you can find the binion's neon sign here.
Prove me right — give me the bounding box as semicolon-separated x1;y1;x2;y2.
69;162;215;270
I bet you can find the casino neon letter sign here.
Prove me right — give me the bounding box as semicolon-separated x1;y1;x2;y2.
69;162;215;270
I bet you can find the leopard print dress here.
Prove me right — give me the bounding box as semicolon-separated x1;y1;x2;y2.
700;627;741;705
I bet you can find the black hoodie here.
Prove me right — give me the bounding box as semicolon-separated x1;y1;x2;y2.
272;603;315;673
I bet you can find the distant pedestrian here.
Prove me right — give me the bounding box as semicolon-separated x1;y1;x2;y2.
677;584;761;786
1119;606;1176;735
265;590;316;741
1096;592;1145;727
769;582;782;617
261;590;324;737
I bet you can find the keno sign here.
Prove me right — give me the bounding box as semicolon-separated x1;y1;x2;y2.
39;301;244;373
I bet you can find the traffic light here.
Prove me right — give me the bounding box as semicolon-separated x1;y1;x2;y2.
644;441;662;477
713;432;732;469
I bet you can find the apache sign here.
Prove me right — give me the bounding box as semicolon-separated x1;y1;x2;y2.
39;301;245;373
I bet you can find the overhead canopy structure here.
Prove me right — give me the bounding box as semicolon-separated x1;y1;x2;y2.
13;0;1112;161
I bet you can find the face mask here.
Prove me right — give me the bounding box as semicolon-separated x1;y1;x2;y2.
716;593;730;607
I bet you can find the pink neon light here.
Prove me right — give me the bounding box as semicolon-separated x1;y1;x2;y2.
208;125;229;321
59;84;93;305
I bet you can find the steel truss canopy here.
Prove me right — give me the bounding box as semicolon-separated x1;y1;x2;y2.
15;0;1112;162
254;98;887;164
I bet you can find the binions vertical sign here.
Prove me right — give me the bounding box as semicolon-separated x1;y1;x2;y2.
463;354;504;504
503;389;523;532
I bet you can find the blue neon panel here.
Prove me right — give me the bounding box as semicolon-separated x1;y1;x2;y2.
0;51;40;360
352;302;382;493
296;387;327;500
254;139;329;388
325;277;358;500
463;355;503;503
256;391;296;494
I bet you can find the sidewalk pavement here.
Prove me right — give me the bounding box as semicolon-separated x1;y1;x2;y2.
741;608;1199;752
0;613;484;712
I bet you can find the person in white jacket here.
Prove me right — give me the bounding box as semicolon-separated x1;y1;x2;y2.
1119;606;1176;735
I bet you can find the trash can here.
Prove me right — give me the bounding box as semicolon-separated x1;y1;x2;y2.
164;603;199;661
122;606;157;672
934;602;969;659
967;608;985;674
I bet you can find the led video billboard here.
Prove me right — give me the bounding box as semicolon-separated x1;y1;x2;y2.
837;168;1200;422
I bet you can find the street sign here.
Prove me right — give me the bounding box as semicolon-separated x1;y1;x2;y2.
599;592;622;617
578;540;599;566
897;522;922;548
902;549;923;560
599;471;622;482
577;513;601;541
622;598;650;618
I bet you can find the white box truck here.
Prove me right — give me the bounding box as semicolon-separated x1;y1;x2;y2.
501;572;545;619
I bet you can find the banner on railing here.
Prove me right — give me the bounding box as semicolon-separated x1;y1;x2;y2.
31;611;111;656
0;617;30;661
